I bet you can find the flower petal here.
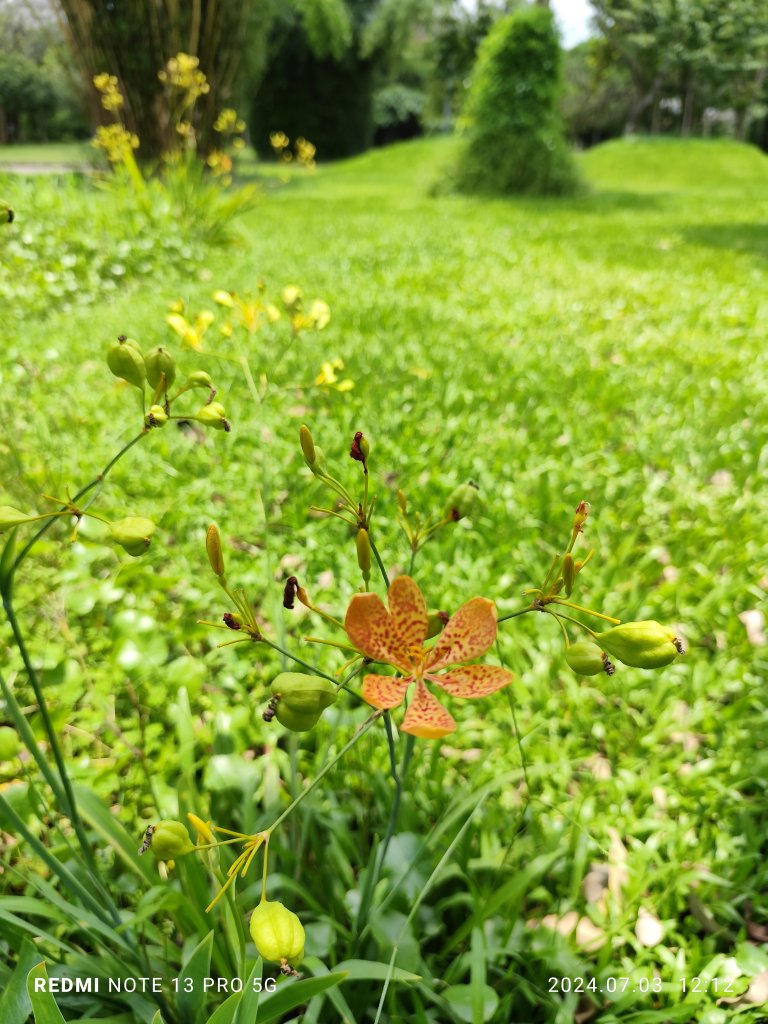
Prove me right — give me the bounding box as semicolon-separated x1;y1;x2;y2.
401;682;456;739
426;597;498;669
345;593;410;670
388;576;428;650
362;674;411;710
430;664;514;698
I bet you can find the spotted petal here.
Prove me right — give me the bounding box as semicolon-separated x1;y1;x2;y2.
345;593;411;671
387;576;429;650
430;664;514;698
362;674;411;710
426;597;498;670
401;681;456;739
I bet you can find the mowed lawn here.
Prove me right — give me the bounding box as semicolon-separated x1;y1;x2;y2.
3;135;768;1020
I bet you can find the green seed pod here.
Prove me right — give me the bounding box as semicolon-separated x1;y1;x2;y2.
270;672;337;732
562;554;576;596
565;640;605;676
145;346;176;390
197;402;231;432
596;621;681;669
397;490;408;514
206;523;225;577
185;370;214;389
299;424;316;467
144;404;168;428
148;820;195;859
0;506;34;533
446;482;479;521
250;900;305;967
426;610;449;639
0;725;20;761
110;516;156;556
107;337;146;389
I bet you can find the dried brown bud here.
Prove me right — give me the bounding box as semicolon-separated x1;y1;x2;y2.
283;576;300;610
223;613;241;630
350;431;370;467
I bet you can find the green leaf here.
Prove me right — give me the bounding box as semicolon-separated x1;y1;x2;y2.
205;991;241;1024
252;973;348;1023
232;959;263;1024
332;959;421;983
178;930;213;1024
442;983;499;1024
73;785;156;884
0;938;40;1024
26;963;67;1024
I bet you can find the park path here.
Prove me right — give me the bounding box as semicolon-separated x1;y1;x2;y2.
0;163;91;175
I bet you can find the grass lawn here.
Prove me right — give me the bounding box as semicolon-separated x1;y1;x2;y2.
2;135;768;1022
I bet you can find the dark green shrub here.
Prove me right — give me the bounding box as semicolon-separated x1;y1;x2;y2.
454;4;579;196
373;84;425;145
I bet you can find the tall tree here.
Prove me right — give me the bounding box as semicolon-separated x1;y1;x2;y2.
51;0;273;158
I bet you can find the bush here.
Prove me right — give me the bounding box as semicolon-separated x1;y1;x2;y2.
454;4;579;196
373;83;425;146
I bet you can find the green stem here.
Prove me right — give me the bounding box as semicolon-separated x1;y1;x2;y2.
8;430;147;582
266;711;382;834
368;536;390;589
551;598;620;624
497;605;535;624
261;638;339;684
496;638;531;798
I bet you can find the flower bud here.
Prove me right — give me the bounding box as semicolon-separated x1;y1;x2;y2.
270;672;337;732
565;640;605;676
573;501;590;532
185;370;214;389
282;286;303;314
145;346;176;390
197;402;231;432
110;516;156;556
299;424;316;467
356;528;372;576
0;506;34;533
250;900;305;967
145;820;195;859
107;337;146;390
206;523;225;577
397;490;408;514
562;554;576;596
0;725;20;761
596;621;682;669
144;404;168;428
446;482;479;522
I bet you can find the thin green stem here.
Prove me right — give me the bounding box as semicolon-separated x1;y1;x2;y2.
261;638;338;684
551;598;620;624
369;535;390;589
266;711;382;834
496;638;531;798
497;605;535;624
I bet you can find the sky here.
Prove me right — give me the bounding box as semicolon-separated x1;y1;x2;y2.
550;0;595;49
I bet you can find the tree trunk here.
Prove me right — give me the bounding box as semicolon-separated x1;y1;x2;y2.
625;76;661;134
681;78;695;136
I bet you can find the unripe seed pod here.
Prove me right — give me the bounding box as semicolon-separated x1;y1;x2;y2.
148;820;195;859
206;523;225;577
596;621;681;669
145;404;168;427
145;346;176;390
562;554;576;596
0;725;20;761
300;424;316;467
250;900;305;966
107;337;146;389
565;640;605;676
110;516;156;556
197;402;231;431
270;672;337;732
186;370;214;389
426;610;449;639
446;482;479;521
356;528;372;575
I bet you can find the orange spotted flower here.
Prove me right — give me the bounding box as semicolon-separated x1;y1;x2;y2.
345;576;513;739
